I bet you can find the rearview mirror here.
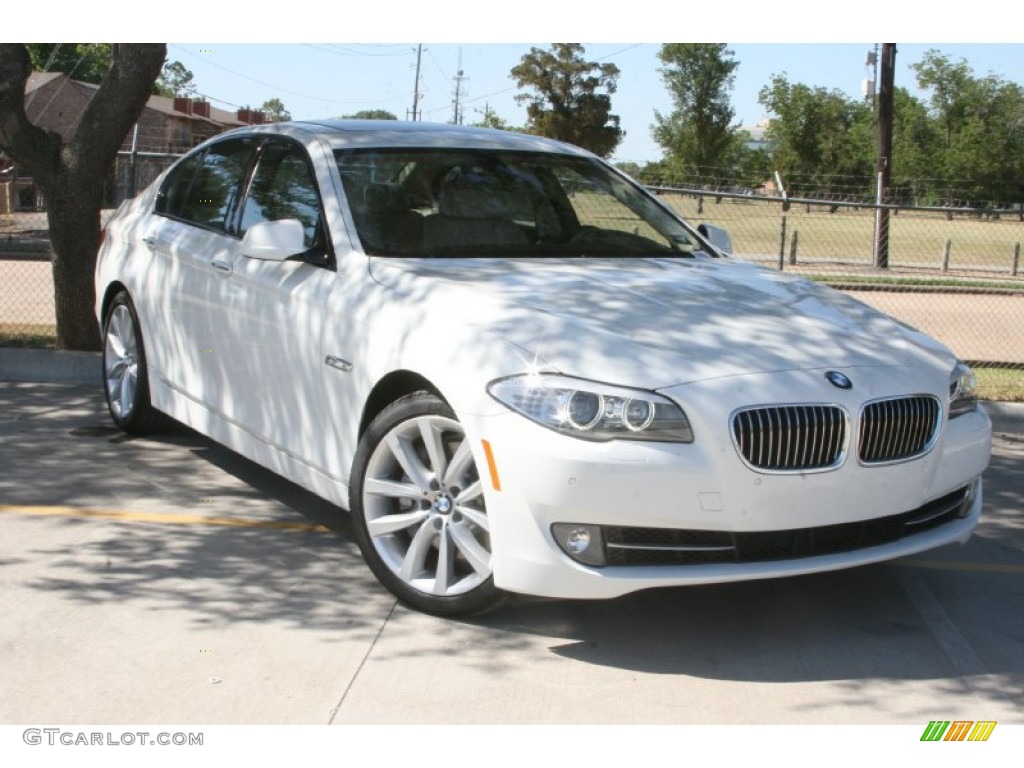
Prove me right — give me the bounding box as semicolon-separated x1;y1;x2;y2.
241;219;306;261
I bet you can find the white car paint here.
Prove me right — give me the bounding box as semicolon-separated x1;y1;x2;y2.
96;120;992;612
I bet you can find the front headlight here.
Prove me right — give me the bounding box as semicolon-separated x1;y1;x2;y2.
487;374;694;442
949;362;978;418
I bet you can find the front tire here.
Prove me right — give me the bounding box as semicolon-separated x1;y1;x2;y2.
102;291;163;435
350;392;500;616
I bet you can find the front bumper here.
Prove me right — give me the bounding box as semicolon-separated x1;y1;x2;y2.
466;368;992;600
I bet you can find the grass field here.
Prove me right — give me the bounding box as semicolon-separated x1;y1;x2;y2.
975;367;1024;402
0;324;56;348
3;195;1022;399
661;193;1024;277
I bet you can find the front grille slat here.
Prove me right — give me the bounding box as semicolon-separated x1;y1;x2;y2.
732;404;846;472
859;395;940;464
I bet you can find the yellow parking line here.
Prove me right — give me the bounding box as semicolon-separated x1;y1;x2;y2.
900;558;1024;575
0;504;332;533
1;505;1017;572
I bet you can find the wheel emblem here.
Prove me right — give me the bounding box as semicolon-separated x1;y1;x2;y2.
825;371;852;390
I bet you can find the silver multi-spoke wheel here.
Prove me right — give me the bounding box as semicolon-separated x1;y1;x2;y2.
351;393;500;615
102;292;162;435
104;304;139;420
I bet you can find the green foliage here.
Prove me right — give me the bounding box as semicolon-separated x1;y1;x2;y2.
653;44;740;175
614;161;644;179
724;139;773;188
154;60;196;97
25;43;111;84
471;105;517;131
511;43;622;158
343;109;398;120
889;87;938;199
757;51;1024;205
912;50;1024;204
261;97;291;122
758;75;874;195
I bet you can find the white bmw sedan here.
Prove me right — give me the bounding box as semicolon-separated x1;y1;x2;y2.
96;120;992;616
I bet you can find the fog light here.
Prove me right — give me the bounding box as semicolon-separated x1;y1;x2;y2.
551;523;606;566
566;528;591;553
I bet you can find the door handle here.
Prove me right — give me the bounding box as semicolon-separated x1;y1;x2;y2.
210;260;233;274
142;236;157;250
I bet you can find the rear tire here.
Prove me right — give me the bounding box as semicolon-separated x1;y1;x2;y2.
350;392;501;616
102;291;164;435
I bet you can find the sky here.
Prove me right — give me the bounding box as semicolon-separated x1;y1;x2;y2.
8;2;1024;164
164;42;1024;164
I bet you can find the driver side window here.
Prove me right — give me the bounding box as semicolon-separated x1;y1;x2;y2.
239;139;323;249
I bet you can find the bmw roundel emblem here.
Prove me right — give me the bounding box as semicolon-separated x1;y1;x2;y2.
826;371;853;390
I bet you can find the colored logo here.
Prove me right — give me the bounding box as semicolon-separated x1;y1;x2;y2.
825;371;853;390
920;721;997;742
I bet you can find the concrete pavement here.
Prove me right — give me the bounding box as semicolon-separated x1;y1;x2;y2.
0;372;1021;724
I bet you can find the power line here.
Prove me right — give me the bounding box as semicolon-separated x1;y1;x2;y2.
170;44;405;106
318;43;411;57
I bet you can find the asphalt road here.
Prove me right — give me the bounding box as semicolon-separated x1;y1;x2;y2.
0;382;1021;725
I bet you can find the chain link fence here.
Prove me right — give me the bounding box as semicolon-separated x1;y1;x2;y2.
0;152;176;347
2;177;1022;399
655;186;1023;400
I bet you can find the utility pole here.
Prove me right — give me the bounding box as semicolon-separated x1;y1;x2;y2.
411;44;423;121
452;48;468;125
873;43;896;269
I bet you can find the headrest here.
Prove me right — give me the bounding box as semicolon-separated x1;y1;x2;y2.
437;167;525;220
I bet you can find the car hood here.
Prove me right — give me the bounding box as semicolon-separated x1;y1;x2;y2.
368;256;955;388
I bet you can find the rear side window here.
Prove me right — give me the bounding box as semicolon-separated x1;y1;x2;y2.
155;153;201;219
156;138;256;233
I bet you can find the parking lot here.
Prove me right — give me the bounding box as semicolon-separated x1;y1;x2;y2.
0;379;1022;725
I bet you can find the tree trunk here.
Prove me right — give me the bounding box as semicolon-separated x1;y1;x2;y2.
47;181;103;350
0;42;166;351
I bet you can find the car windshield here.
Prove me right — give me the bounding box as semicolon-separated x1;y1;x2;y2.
334;148;700;258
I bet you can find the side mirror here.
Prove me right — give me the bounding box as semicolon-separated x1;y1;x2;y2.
241;219;306;261
697;223;733;257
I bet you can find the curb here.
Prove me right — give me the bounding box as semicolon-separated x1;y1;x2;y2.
827;282;1024;297
2;347;1023;434
0;347;101;385
982;400;1024;436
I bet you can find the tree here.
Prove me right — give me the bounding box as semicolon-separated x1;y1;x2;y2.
261;97;291;122
154;60;196;97
758;74;873;195
0;43;167;350
652;44;740;176
471;105;517;131
912;50;1024;204
511;43;622;157
343;109;397;120
888;87;939;204
25;44;111;85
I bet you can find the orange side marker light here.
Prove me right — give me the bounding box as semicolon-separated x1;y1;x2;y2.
481;439;502;492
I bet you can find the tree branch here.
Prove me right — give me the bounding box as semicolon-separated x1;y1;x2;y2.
0;43;62;189
66;43;166;183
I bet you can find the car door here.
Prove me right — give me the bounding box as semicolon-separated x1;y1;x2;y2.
202;136;337;467
141;136;258;405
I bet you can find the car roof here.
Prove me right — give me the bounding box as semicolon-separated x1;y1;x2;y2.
231;119;596;157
